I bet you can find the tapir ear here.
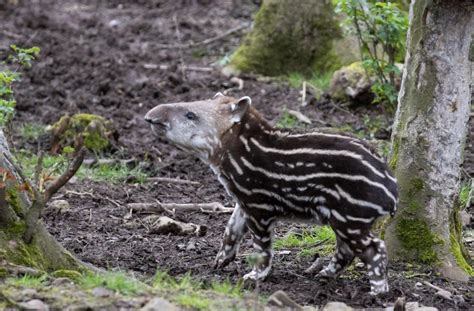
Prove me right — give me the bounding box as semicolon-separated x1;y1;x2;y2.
230;96;251;123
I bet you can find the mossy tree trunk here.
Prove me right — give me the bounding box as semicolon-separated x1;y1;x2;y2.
386;0;474;280
0;129;85;273
230;0;341;76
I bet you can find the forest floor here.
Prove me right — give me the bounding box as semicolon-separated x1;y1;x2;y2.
1;0;473;310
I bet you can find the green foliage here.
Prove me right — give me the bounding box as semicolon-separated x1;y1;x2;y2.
459;180;473;209
275;111;299;129
0;45;40;126
274;226;336;257
20;123;47;141
287;71;333;91
335;0;407;114
210;280;243;298
16;150;147;184
80;272;146;295
6;274;47;288
175;292;210;311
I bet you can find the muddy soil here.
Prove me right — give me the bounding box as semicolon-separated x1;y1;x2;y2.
1;0;473;309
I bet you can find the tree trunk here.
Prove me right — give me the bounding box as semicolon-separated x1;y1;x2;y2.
0;129;85;273
229;0;341;76
386;0;474;280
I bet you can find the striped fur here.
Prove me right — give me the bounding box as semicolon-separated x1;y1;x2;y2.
145;95;398;295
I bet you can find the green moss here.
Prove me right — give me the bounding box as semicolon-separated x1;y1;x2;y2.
449;205;474;276
6;186;22;216
395;218;443;264
389;140;399;170
50;113;115;154
0;267;8;278
51;269;82;281
231;0;341;76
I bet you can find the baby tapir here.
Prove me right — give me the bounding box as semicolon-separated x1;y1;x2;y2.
145;94;398;295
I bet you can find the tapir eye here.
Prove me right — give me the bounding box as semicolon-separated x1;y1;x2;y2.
185;111;198;121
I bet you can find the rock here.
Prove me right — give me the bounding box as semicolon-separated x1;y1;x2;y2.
49;200;71;213
140;297;179;311
20;288;38;298
19;299;50;311
51;277;73;286
322;302;354;311
267;290;309;310
92;287;114;297
328;62;372;104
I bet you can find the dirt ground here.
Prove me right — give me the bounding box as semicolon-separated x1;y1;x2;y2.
1;0;473;309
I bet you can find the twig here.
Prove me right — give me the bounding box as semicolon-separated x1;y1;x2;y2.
34;151;44;190
156;23;249;49
301;81;307;106
128;201;234;214
147;176;201;185
43;148;85;202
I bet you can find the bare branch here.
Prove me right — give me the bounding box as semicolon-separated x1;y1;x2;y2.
43;147;85;202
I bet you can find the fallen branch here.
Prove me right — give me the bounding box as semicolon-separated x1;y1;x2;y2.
147;177;200;185
423;281;453;301
128;201;234;214
155;23;250;49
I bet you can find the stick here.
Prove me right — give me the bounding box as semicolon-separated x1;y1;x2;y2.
128;201;234;214
44;147;85;202
147;177;200;185
173;14;187;81
156;23;249;49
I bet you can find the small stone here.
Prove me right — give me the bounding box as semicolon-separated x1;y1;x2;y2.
405;301;419;311
415;282;423;289
108;19;120;27
20;288;38;298
140;297;179;311
92;287;114;297
452;294;465;304
186;241;196;251
19;299;49;311
322;302;354;311
49;200;71;213
51;277;73;286
355;262;365;268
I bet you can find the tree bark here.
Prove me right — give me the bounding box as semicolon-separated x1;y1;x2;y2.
0;130;85;273
386;0;474;280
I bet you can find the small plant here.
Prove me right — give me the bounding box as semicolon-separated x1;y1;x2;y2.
274;226;336;257
276;111;298;128
7;274;48;288
210;279;243;298
335;0;408;114
175;292;210;311
459;180;473;209
79;272;146;295
0;45;40;126
20;123;47;141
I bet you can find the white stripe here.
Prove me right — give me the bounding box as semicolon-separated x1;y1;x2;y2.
347;228;361;235
346;215;374;223
336;229;348;239
373;253;381;262
267;129;355;141
385;171;397;183
317;206;331;218
249;138;385;178
261;217;277;226
228;153;243;175
349;141;384;162
246;203;274;211
230;175;304;212
240;157;396;203
331;210;347;223
286;194;326;204
239;136;250;152
335;185;388;215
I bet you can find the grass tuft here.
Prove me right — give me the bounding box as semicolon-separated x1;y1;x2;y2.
15;150;147;184
274;226;336;257
7;274;47;288
79;272;146;296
